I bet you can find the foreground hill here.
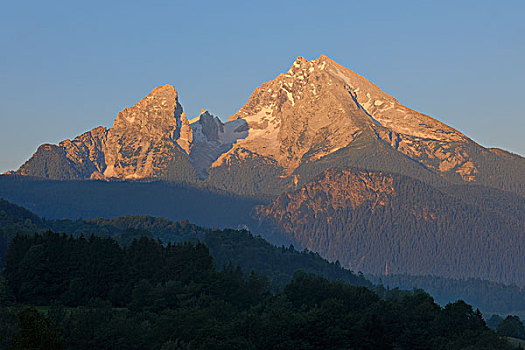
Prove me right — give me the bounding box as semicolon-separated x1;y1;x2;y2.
0;198;369;289
2;232;511;350
9;55;525;198
254;168;525;285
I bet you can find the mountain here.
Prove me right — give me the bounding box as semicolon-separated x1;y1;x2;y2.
220;55;524;195
254;167;525;285
14;85;199;182
9;55;525;198
4;55;525;287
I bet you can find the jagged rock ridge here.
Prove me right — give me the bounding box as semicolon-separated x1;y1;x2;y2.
11;55;525;197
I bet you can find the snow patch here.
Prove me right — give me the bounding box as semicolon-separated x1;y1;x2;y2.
211;106;281;168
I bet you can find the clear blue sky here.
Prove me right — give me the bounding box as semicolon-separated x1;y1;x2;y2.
1;0;524;172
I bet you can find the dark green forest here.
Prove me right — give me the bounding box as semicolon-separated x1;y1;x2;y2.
0;198;369;289
0;233;513;349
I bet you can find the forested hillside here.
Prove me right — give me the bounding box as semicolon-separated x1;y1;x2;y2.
47;215;371;288
255;168;525;285
0;233;512;350
4;198;525;317
0;198;369;289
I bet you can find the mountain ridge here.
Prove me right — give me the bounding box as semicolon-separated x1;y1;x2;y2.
10;54;524;197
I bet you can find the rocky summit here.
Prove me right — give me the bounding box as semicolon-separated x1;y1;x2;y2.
225;55;468;176
10;55;525;197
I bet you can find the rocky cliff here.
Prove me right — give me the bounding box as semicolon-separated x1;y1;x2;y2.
11;55;525;197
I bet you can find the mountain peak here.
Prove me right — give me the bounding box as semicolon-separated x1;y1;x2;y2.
149;84;178;98
103;83;185;178
286;54;338;75
286;55;466;142
286;55;326;76
112;84;182;128
221;54;472;177
292;56;308;65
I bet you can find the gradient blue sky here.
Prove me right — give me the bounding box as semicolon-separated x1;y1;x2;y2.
1;0;524;172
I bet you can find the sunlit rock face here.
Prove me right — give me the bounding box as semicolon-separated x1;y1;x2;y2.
103;84;185;179
222;56;373;173
59;126;108;178
16;84;194;180
12;55;525;196
223;55;478;181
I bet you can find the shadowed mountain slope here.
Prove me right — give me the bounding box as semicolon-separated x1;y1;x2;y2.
254;168;525;285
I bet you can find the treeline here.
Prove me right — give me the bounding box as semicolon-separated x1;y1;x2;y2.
39;224;371;290
4;233;222;307
2;196;368;289
51;216;371;288
0;233;512;349
372;274;525;316
0;196;370;290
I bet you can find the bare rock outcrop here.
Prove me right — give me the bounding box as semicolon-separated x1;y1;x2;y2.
11;56;525;195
